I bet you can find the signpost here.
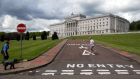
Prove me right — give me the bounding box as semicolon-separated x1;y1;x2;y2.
17;23;26;60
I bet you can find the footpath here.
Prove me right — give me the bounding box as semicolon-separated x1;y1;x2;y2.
0;39;67;75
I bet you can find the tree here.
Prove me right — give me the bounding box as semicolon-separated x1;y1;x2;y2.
130;20;140;31
52;32;59;40
129;21;135;30
33;34;36;40
0;34;5;42
25;31;30;40
41;31;47;40
16;33;20;41
41;33;44;40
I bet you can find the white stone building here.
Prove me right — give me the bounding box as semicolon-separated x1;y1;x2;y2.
49;14;130;37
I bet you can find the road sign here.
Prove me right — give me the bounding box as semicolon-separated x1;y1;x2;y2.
17;23;26;33
17;23;26;60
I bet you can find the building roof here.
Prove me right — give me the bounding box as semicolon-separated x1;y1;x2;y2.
50;13;129;26
65;14;86;19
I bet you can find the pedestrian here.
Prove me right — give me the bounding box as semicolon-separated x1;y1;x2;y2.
89;38;95;52
1;41;10;60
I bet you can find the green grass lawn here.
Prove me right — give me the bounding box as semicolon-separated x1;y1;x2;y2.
0;39;60;61
69;33;140;56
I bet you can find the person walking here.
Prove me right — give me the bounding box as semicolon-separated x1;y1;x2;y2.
89;38;95;52
1;41;10;60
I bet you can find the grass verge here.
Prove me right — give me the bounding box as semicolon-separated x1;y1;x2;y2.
69;33;140;56
0;39;61;61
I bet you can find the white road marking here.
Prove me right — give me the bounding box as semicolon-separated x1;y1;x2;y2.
42;73;55;76
42;70;57;76
133;70;140;71
82;50;95;55
79;45;88;49
97;69;111;75
36;71;39;72
116;72;129;74
29;71;33;73
67;44;80;46
133;70;140;74
45;70;57;72
115;70;129;74
98;72;111;74
80;72;93;75
61;73;74;75
62;70;74;72
61;70;74;75
80;69;93;75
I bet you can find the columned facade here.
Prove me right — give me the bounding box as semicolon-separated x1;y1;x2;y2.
49;14;130;37
65;20;78;37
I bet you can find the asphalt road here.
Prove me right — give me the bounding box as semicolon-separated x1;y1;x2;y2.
1;40;140;79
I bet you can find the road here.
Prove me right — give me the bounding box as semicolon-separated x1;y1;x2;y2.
1;40;140;79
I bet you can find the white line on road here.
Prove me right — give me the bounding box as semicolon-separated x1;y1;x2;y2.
80;72;93;75
133;70;140;74
61;73;74;75
133;70;140;71
41;73;55;76
115;70;129;74
98;72;111;75
29;71;33;73
45;70;57;72
116;72;129;74
62;70;74;72
36;71;40;73
97;69;111;75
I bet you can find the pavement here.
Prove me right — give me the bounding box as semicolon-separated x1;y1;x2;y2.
0;39;140;79
0;39;67;75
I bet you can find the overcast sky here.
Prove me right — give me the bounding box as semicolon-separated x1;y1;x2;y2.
0;0;140;32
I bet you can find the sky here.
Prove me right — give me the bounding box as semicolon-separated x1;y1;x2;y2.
0;0;140;32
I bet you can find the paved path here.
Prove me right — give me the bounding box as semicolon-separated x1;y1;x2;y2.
1;40;140;79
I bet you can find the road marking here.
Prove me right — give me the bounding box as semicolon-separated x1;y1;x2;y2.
98;72;111;74
61;70;74;75
79;45;88;49
36;71;40;72
42;73;55;76
82;50;95;55
62;70;74;72
133;70;140;74
29;71;33;73
61;73;74;75
80;70;93;75
45;70;57;72
97;69;111;75
42;70;57;76
80;72;93;75
40;69;140;76
115;70;129;74
67;44;80;46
